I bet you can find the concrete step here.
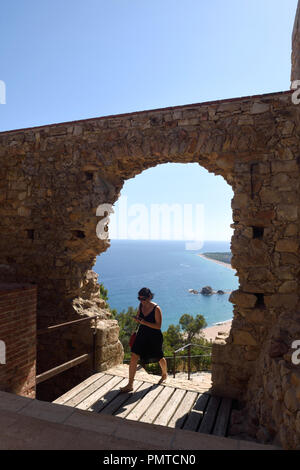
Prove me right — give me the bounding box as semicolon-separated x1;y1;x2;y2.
0;390;280;450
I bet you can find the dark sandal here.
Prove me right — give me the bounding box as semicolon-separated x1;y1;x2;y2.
119;385;133;393
158;375;168;384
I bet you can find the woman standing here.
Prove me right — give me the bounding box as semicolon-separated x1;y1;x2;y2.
120;287;168;392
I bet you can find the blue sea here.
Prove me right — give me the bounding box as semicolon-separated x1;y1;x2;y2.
93;240;239;331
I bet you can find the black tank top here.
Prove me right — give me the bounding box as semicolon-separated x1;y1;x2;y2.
139;303;157;324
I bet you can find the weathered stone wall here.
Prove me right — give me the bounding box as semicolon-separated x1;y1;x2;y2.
0;89;300;445
0;283;37;398
36;271;123;401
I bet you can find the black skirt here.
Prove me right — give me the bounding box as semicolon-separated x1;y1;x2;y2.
131;324;164;364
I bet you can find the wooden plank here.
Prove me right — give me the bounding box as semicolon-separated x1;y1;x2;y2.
140;386;175;424
76;375;124;410
64;374;114;407
183;393;210;432
36;354;89;384
53;373;104;404
89;378;129;413
99;380;144;415
114;382;155;419
212;397;232;436
154;388;186;427
167;390;198;429
198;395;221;434
126;385;164;421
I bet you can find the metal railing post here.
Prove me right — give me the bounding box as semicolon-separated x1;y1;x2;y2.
188;344;191;380
173;352;176;378
171;343;212;381
92;317;97;372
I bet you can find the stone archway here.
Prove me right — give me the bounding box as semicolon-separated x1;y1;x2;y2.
1;89;300;446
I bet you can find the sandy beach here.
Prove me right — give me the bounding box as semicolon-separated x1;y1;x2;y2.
195;253;234;341
197;253;235;271
202;320;232;342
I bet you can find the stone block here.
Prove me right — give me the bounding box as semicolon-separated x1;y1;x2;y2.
278;191;298;204
73;125;83;136
279;253;299;265
245;309;267;324
284;224;298;237
275;148;294;160
232;330;258;346
275;239;299;253
264;294;298;310
17;207;31;217
277;205;298;221
229;290;257;308
250;102;270;114
238;116;254;126
217;102;241;113
283;388;300;413
244;210;275;226
275;267;295;280
271;173;290;189
272;160;298;173
215;155;235;171
278;281;298;293
244;348;260;361
231;193;249;209
281;121;295;135
259;188;281;204
269;341;289;358
291;372;300;387
107;325;120;344
247;268;275;282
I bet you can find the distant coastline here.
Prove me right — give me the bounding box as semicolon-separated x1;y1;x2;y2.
197;253;235;271
96;240;238;330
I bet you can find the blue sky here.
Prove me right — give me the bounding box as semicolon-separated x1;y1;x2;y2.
0;0;298;240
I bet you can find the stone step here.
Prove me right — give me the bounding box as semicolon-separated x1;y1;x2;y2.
0;391;281;450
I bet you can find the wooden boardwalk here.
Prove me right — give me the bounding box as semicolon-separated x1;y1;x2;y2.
53;367;233;437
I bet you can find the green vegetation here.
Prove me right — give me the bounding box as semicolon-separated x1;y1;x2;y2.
99;283;109;303
203;252;232;264
99;284;212;375
99;283;118;317
112;306;139;355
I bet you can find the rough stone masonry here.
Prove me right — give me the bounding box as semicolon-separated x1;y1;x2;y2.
0;2;300;450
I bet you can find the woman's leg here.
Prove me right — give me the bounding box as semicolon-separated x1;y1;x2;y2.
120;352;139;391
158;357;168;381
128;352;139;385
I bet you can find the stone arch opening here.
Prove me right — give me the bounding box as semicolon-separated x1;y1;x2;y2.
95;161;236;334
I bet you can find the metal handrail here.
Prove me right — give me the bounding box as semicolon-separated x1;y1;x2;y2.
172;343;212;380
37;314;99;335
36;315;99;385
123;354;211;362
174;343;212;353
